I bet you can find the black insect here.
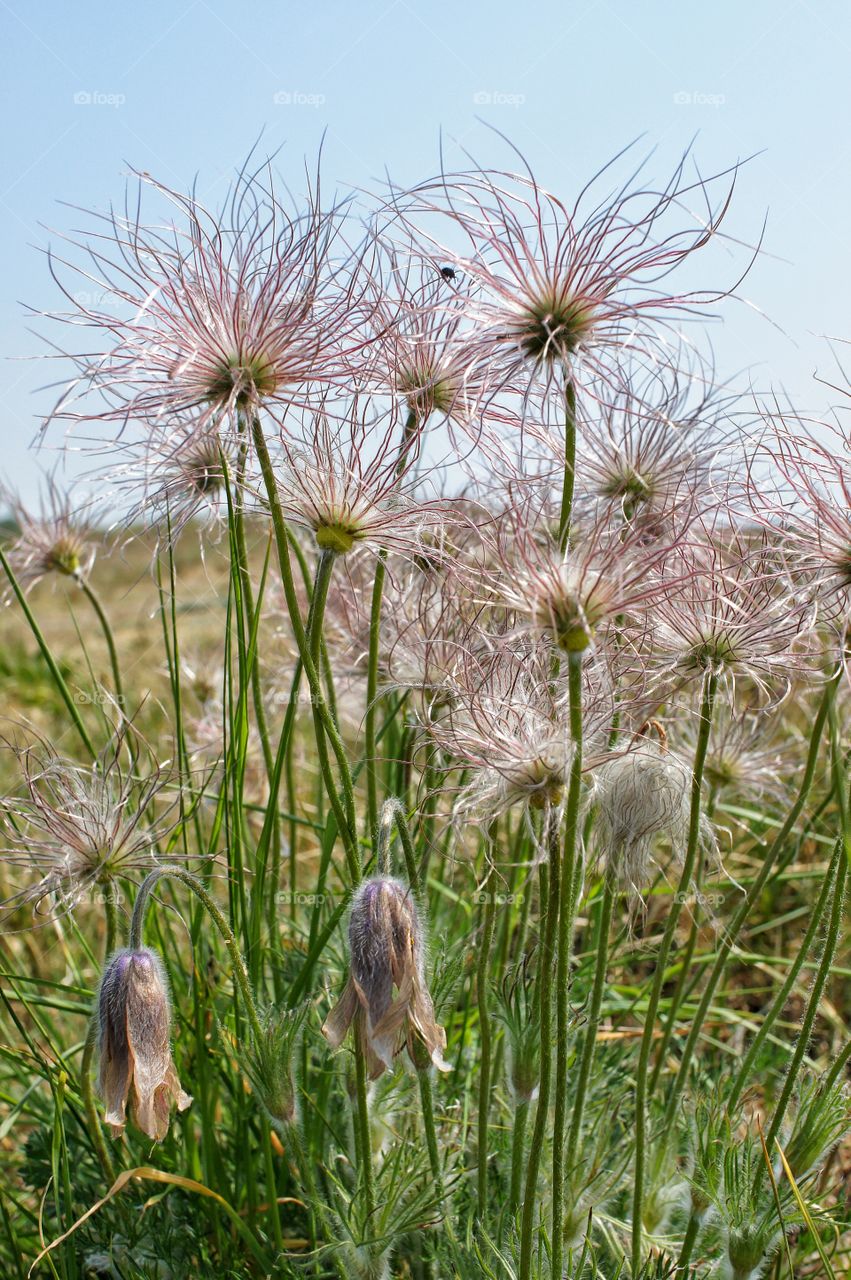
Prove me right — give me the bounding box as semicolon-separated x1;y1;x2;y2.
440;266;456;281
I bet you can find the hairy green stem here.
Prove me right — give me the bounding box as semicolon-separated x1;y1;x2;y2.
249;416;358;861
509;1097;531;1216
675;1210;701;1276
365;552;387;845
80;1017;116;1183
353;1029;376;1223
476;859;498;1218
519;811;561;1280
565;875;615;1175
551;651;584;1280
824;1036;851;1093
418;1067;463;1270
764;846;846;1158
558;381;577;553
80;580;126;713
130;866;263;1041
0;546;95;756
762;697;850;1159
631;670;717;1277
306;550;361;879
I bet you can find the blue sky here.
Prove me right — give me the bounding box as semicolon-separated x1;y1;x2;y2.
3;0;850;501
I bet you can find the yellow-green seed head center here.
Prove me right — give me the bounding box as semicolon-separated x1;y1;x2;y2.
399;365;457;419
48;542;82;578
529;779;564;810
518;293;597;364
207;351;278;407
315;523;357;555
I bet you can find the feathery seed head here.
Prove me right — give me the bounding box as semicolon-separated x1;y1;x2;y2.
1;477;94;594
395;145;738;404
0;732;175;918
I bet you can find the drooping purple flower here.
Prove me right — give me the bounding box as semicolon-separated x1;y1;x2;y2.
323;876;448;1079
97;946;191;1140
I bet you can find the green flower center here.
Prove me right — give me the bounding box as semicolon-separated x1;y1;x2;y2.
528;780;564;810
188;458;225;495
601;466;652;506
48;541;82;578
207;350;278;407
315;523;357;555
398;365;457;418
542;582;607;653
518;293;597;364
685;634;736;671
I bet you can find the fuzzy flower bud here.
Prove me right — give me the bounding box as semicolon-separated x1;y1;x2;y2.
322;877;448;1079
97;947;191;1140
243;1005;307;1134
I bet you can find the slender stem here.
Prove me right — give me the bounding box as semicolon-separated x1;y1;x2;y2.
476;859;498;1219
130;866;263;1041
365;553;387;845
762;698;850;1159
380;798;421;893
631;670;717;1277
228;442;283;958
661;674;838;1131
261;1127;285;1256
763;846;846;1158
82;877;121;1182
519;811;561;1280
80;1017;116;1182
288;1120;355;1280
0;546;95;756
649;911;700;1094
509;1097;530;1215
418;1067;444;1197
298;550;358;880
728;838;843;1113
565;875;615;1174
551;651;584;1280
824;1036;851;1093
250;416;358;857
80;581;126;712
558;380;577;553
676;1211;701;1276
418;1067;463;1267
103;884;120;958
396;408;420;476
306;549;360;880
353;1026;376;1222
